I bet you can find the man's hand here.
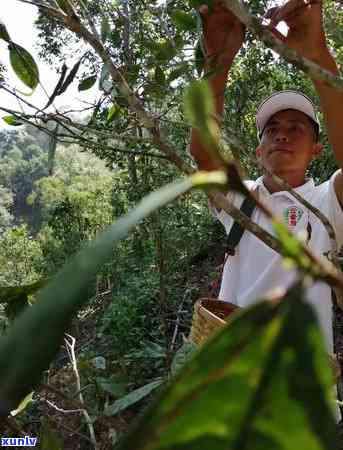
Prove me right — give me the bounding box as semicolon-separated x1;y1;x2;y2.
265;0;327;62
199;1;245;67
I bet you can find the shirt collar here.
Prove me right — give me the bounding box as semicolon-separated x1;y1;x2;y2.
255;176;315;197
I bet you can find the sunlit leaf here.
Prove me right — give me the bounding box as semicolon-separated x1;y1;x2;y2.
2;115;23;126
107;103;121;122
9;43;39;90
10;391;33;417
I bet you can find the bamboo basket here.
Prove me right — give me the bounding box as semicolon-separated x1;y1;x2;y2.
189;297;341;382
189;298;239;346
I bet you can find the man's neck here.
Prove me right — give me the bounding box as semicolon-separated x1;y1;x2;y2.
262;172;307;194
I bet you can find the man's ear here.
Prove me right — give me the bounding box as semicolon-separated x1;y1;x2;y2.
313;143;324;158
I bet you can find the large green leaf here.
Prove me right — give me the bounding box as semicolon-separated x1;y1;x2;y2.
118;284;336;450
105;379;164;416
0;171;226;417
9;43;39;90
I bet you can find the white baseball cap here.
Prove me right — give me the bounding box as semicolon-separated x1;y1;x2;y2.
256;90;319;140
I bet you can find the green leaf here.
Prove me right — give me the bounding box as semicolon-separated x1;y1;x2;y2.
0;172;225;416
10;391;33;417
150;39;176;62
273;222;311;271
96;376;127;397
101;17;111;42
183;79;214;129
2;115;23;126
0;20;11;42
9;43;39;90
168;63;189;82
56;0;72;14
78;75;97;91
40;419;63;450
105;379;164;416
170;341;197;377
170;11;197;31
107;103;121;122
118;284;336;450
154;66;166;86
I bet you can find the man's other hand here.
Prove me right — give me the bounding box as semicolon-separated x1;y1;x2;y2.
199;1;245;67
265;0;327;61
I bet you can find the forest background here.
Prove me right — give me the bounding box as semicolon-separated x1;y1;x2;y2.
1;0;343;448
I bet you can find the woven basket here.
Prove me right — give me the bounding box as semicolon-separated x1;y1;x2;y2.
189;298;239;346
189;297;341;382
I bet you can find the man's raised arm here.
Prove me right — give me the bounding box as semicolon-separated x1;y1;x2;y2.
266;0;343;205
190;2;245;171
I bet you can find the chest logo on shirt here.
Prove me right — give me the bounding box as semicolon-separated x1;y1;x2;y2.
283;206;304;228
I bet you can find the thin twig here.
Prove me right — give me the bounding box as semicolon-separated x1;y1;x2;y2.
170;289;192;352
64;334;98;450
44;398;84;414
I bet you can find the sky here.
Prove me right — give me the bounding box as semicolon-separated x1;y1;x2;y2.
0;0;99;129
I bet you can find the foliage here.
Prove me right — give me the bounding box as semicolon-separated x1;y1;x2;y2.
0;225;43;287
0;0;342;446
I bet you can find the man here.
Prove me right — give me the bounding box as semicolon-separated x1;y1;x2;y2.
190;0;343;354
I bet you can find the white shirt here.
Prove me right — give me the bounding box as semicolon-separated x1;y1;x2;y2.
212;170;343;352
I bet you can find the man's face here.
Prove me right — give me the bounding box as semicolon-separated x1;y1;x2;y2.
256;109;322;176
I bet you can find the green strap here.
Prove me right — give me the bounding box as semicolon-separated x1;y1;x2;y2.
225;196;256;255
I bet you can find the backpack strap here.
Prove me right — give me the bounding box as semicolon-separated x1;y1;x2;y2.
224;196;256;256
